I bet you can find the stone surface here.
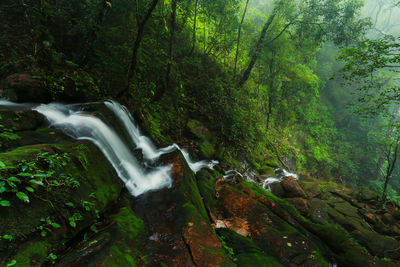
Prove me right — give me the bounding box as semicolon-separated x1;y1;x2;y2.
281;176;307;198
4;73;51;103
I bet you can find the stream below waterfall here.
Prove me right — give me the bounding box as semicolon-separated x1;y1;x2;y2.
0;99;217;196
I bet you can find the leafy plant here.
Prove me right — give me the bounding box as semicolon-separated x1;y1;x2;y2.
0;152;79;207
37;216;61;237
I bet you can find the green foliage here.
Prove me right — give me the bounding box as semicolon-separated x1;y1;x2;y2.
37;216;61;237
0;152;79;207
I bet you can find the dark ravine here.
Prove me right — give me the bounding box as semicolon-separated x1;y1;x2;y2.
0;101;399;266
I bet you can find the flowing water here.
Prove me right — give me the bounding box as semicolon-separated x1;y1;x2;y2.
223;164;299;191
261;167;299;190
0;99;217;196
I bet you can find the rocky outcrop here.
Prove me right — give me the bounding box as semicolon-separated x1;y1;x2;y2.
1;108;400;266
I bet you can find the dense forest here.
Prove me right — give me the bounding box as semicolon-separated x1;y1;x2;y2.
1;0;400;266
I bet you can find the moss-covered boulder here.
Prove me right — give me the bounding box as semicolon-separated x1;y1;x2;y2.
0;141;122;266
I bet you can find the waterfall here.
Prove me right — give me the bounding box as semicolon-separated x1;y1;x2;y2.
0;99;217;196
104;101;219;172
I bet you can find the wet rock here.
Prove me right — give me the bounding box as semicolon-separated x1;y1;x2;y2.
281;176;306;198
330;201;359;217
308;198;329;224
352;229;400;259
327;206;371;232
288;197;308;215
3;73;51;103
0;110;44;131
216;182;330;266
358;187;380;202
269;181;285;197
132;151;233;267
299;179;321;198
216;228;283;267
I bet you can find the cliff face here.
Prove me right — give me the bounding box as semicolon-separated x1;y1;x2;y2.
0;103;400;267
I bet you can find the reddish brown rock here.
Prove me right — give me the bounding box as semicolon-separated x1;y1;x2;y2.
288;197;308;215
281;176;307;198
183;220;232;266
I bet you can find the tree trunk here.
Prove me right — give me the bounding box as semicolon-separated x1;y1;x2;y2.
153;0;177;101
375;105;400;180
189;0;198;56
234;0;250;75
238;10;277;87
266;50;275;129
116;0;159;98
382;134;400;203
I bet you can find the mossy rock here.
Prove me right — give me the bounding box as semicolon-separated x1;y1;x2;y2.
216;228;283;267
0;110;43;132
352;229;400;259
12;240;51;266
264;159;279;167
0;141;122;265
258;165;275;176
358;187;380;202
196;169;219;216
299;180;321;198
101;207;147;266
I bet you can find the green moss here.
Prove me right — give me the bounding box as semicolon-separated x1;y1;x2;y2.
112;207;145;242
236;253;283;267
217;228;283;267
176;153;209;220
199;140;215;159
54;142;121;208
13;240;51;266
143;111;168;145
258;165;275;175
196;170;218;215
101;245;137;267
264;159;279;167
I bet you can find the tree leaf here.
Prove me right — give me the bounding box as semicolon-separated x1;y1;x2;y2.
16;192;29;203
0;200;10;207
7;177;21;183
25;187;34;193
0;161;6;169
6;259;16;267
2;234;13;240
29;180;44;186
18;172;33;177
50;222;61;228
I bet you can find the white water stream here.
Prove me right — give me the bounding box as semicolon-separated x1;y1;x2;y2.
223;166;299;191
0;99;217;196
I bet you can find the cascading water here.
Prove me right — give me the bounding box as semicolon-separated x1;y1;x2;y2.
104;101;219;172
261;167;299;190
222;165;299;192
0;99;217;196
